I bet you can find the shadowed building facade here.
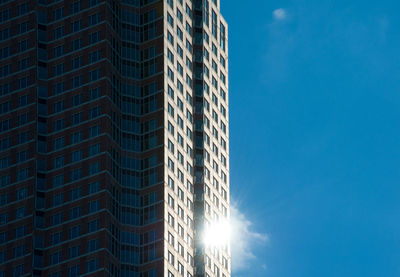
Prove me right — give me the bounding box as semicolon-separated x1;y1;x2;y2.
0;0;229;276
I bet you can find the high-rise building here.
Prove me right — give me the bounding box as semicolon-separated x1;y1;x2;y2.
0;0;229;276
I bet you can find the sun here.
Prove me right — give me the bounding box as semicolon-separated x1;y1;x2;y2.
203;220;231;247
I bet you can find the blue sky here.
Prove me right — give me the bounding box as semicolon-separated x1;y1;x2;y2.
223;0;400;276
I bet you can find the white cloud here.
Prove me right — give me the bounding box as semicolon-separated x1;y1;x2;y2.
273;8;287;20
230;205;269;272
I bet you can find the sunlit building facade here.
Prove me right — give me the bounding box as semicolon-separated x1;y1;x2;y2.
0;0;229;276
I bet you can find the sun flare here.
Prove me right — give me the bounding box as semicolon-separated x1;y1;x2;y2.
203;220;231;247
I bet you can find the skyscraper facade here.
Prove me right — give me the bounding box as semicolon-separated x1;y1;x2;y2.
0;0;229;276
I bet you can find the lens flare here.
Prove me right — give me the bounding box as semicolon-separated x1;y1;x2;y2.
203;220;231;247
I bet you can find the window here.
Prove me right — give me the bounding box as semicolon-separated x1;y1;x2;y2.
177;62;183;76
53;26;64;39
167;13;174;26
0;232;7;243
16;207;26;219
168;67;174;81
69;225;81;239
0;213;8;225
54;82;65;94
71;112;82;125
52;193;64;207
177;116;183;129
18;95;29;107
17;169;29;181
88;219;99;232
14;226;25;238
177;98;183;111
177;133;183;147
220;72;226;84
178;205;184;219
89;144;100;156
0;156;9;169
177;27;183;40
168;158;174;172
71;150;82;162
185;4;191;17
0;138;10;151
90;106;100;119
88;200;99;213
70;168;82;181
87;239;98;252
68;265;80;277
69;207;81;219
69;245;80;258
70;1;81;14
168;121;174;135
70;188;82;200
168;194;175;209
89;51;101;63
18;21;30;34
168;251;174;265
12;264;24;276
89;31;100;44
186;39;192;52
70;94;82;107
178;262;184;275
220;22;226;51
18;40;29;52
53;100;65;113
186;57;192;70
168;49;174;63
71;75;82;88
53;175;64;188
0;193;9;207
177;44;183;57
87;259;98;272
168;103;174;117
18;57;30;71
186;22;192;35
18;113;29;126
71;20;82;33
53;7;64;21
53;137;65;150
168;86;174;99
90;87;101;99
168;31;174;44
53;45;64;57
0;8;10;21
168;232;174;245
178;151;184;165
178;224;184;237
89;162;100;174
50;251;62;265
72;56;82;69
89;125;100;137
90;69;100;81
178;169;184;183
168;213;174;226
221;121;226;133
89;182;100;194
89;13;100;25
168;139;174;153
177;9;183;22
186;127;192;140
177;80;183;93
71;131;82;144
